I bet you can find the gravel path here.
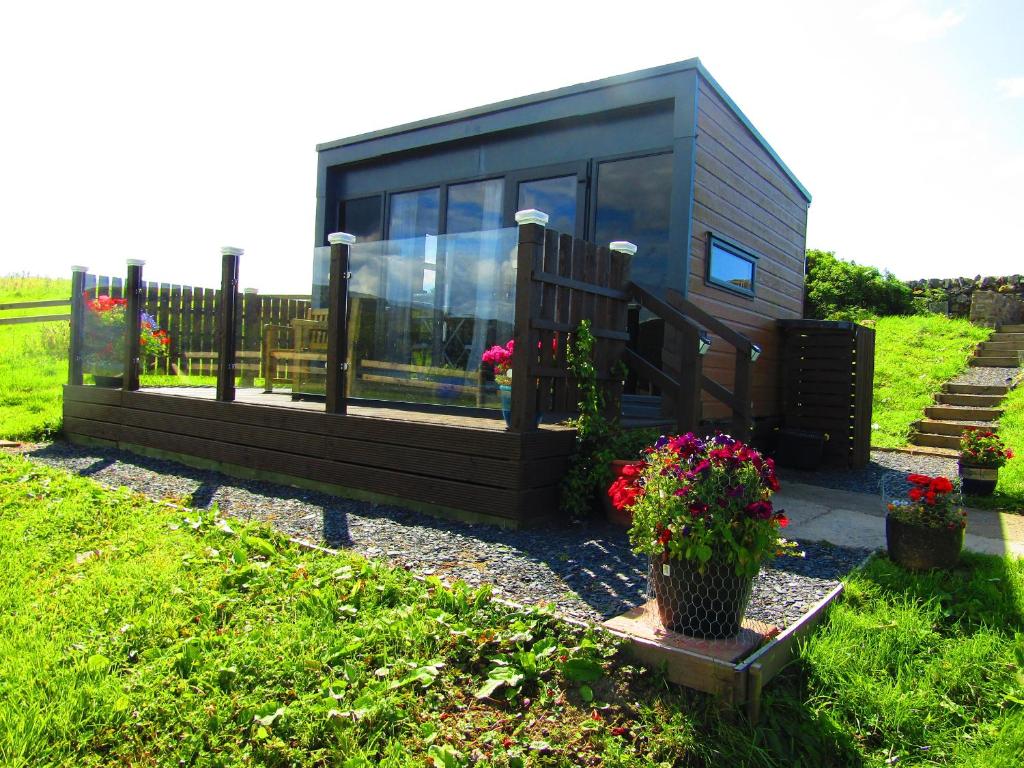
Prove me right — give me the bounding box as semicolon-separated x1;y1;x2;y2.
18;441;869;630
949;366;1019;387
778;449;959;498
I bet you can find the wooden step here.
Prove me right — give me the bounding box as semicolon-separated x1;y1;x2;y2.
998;324;1024;333
935;392;1004;407
925;404;1002;421
943;383;1010;395
909;431;961;450
970;355;1020;367
915;418;991;436
979;341;1024;353
989;332;1024;342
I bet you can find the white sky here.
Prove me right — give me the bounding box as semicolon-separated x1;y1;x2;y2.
1;0;1021;294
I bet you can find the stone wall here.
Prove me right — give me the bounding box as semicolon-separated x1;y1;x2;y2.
905;274;1024;320
970;290;1023;327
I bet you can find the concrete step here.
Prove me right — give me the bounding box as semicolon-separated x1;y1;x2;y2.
925;404;1003;421
944;383;1010;395
970;355;1020;367
915;418;992;436
935;392;1005;407
909;431;961;450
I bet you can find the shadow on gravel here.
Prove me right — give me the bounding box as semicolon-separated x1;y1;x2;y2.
26;441;866;622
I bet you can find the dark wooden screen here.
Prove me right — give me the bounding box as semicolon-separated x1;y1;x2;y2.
513;227;631;426
778;319;875;468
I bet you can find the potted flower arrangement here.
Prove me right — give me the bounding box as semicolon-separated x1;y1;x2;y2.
958;427;1013;496
885;474;966;570
609;432;796;639
481;339;514;427
83;294;170;386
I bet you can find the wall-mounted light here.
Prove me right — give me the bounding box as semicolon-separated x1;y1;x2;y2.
698;331;712;356
749;343;761;362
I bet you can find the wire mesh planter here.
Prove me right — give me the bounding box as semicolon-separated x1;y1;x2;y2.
647;556;754;639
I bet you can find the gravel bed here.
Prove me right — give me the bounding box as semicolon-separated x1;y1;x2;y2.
949;366;1019;387
778;449;958;498
18;441;868;630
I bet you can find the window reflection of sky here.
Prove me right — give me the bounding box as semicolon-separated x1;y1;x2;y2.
594;154;672;291
709;242;754;293
518;176;577;235
446;179;503;234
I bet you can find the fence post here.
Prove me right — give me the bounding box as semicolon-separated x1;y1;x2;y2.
68;266;88;386
733;348;753;442
675;323;704;434
240;287;259;387
325;232;355;415
123;260;144;391
216;247;242;402
509;209;548;432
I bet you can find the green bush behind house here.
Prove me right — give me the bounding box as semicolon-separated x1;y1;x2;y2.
804;249;918;321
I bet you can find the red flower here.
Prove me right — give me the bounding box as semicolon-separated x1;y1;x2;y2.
657;528;672;546
930;476;953;494
925;490;936;506
907;474;932;486
909;487;923;502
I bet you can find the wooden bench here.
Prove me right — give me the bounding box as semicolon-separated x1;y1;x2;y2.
262;309;329;392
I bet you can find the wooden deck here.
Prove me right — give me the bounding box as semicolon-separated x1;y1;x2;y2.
62;384;576;527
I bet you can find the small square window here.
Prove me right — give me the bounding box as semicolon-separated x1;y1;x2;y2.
706;234;758;297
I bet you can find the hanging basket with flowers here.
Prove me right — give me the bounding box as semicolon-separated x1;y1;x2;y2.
609;432;799;639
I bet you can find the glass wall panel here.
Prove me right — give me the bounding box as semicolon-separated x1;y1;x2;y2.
346;227;518;409
445;179;503;234
80;273;127;386
518;175;577;236
594;153;672;290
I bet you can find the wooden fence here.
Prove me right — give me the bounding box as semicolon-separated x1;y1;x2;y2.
0;298;70;325
80;275;310;376
778;319;875;468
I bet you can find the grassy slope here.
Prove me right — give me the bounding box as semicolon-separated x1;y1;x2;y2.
0;276;71;441
2;452;1023;767
871;315;990;449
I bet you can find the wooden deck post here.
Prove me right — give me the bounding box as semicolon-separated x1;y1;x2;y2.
733;348;753;442
675;323;704;434
68;266;88;386
216;247;242;402
325;231;355;415
123;260;144;391
240;287;259;387
510;209;548;432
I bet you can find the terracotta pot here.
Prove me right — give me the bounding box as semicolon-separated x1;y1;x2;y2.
604;460;643;527
958;461;998;496
649;555;754;639
885;515;964;571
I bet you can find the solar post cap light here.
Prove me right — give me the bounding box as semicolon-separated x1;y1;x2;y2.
698;331;712;356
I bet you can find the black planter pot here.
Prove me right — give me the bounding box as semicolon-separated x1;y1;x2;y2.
885;515;964;571
650;556;754;639
93;374;124;388
958;461;998;496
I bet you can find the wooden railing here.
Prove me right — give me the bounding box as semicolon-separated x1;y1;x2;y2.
625;284;755;441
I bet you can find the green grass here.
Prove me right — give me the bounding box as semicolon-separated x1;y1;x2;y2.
3;452;1023;767
0;276;72;441
871;315;990;449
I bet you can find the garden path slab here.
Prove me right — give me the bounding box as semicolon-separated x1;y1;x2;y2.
776;480;1024;558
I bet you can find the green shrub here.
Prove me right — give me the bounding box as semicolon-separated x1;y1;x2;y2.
805;249;916;320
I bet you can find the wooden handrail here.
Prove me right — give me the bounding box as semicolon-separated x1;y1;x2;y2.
626;283;703;335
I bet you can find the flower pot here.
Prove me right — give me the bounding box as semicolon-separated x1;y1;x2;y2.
93;374;124;388
885;515;964;571
776;429;825;471
604;460;643;527
649;555;755;639
958;461;998;496
497;384;540;429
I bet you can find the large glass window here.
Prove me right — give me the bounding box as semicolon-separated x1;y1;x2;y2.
707;235;757;297
446;179;504;234
517;175;577;236
388;187;440;240
339;196;383;242
594;153;672;290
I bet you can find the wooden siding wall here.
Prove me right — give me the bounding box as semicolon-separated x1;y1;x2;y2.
62;385;575;526
690;77;809;421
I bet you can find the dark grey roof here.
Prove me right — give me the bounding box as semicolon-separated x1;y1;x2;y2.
316;58;811;203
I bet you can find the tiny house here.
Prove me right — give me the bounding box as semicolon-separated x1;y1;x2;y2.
313;57;811;423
